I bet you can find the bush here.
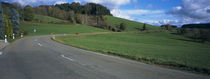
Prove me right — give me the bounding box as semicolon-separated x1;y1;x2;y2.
20;29;28;35
75;14;83;24
177;28;210;42
119;22;126;31
111;27;117;32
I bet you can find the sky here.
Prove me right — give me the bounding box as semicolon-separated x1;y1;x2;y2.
1;0;210;26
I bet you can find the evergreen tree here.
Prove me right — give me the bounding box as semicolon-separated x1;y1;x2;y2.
24;5;34;21
0;3;5;39
119;22;126;31
166;24;172;31
143;23;146;31
4;14;13;38
9;9;20;35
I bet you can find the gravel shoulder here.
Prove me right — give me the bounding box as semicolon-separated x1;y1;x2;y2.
0;40;9;50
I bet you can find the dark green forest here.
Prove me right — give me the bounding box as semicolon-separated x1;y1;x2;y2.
0;2;112;39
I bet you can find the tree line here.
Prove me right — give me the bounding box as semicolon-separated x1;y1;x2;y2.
0;1;114;39
176;24;210;42
32;2;111;22
0;3;19;39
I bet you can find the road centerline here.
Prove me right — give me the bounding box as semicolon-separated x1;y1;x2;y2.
38;43;42;46
0;51;2;55
61;54;74;61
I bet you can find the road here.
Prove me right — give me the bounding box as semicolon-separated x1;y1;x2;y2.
0;35;209;79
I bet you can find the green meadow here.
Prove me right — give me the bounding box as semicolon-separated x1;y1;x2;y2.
104;15;160;31
20;23;109;36
56;32;210;74
33;14;65;23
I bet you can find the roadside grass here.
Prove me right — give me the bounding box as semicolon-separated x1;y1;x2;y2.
104;15;160;31
20;23;109;36
55;32;210;74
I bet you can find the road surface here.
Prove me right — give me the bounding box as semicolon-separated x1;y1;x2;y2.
0;35;209;79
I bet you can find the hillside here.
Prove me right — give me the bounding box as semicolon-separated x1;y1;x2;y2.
20;23;109;36
182;23;210;29
104;15;160;31
33;15;66;23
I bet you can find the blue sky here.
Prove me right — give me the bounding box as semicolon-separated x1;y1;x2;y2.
1;0;210;26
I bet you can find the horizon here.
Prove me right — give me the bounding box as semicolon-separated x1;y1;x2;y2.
0;0;210;27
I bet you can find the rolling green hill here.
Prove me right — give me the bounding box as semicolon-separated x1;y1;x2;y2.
20;23;109;36
104;15;160;31
33;15;65;23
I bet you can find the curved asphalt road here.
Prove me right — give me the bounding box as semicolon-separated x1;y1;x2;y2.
0;35;209;79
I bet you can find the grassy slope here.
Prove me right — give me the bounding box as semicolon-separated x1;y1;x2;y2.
20;23;109;36
104;15;160;31
33;15;64;23
56;32;210;74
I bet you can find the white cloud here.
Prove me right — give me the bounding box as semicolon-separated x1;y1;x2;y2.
169;0;210;20
54;1;68;5
111;9;165;23
74;0;130;9
124;9;164;15
167;0;210;26
111;9;134;20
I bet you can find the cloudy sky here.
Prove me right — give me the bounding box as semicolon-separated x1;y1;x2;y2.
1;0;210;26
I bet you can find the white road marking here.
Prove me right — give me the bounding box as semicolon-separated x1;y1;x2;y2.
0;51;3;55
38;43;42;46
61;54;74;61
81;63;86;66
34;39;38;41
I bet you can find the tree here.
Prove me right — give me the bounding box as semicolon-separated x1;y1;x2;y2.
75;14;83;24
51;7;61;18
55;2;111;15
47;6;53;16
9;9;20;35
24;5;34;21
57;10;67;20
4;14;13;38
0;3;5;39
199;29;208;43
143;23;146;31
119;22;126;31
67;11;76;24
166;24;172;31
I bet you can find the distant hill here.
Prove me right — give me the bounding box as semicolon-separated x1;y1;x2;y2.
182;23;210;29
104;15;160;31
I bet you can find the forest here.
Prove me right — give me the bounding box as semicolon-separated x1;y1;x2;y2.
0;2;112;39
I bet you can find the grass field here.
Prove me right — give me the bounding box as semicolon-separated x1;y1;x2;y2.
104;15;160;31
20;23;109;36
33;15;65;23
56;32;210;74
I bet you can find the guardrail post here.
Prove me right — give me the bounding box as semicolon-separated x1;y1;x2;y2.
5;35;7;43
52;33;55;39
13;33;15;39
21;33;23;38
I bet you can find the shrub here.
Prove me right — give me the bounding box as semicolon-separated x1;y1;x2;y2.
119;22;126;31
